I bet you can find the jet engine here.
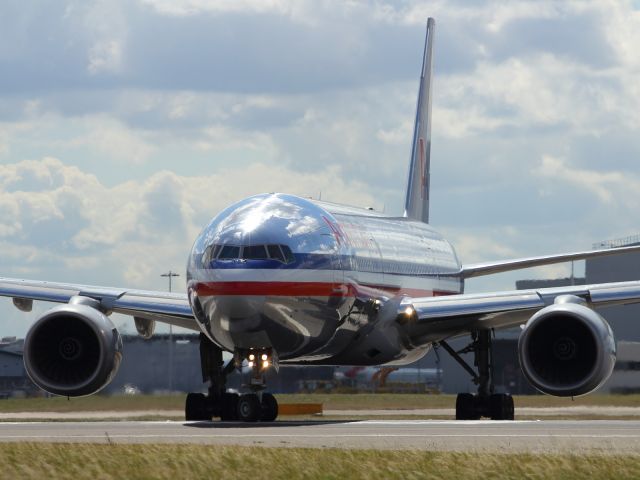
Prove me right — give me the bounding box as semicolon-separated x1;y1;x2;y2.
518;296;616;397
23;297;123;397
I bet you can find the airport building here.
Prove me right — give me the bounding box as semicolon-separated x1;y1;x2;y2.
0;337;38;397
96;334;332;395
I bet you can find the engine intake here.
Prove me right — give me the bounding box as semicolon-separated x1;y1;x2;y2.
518;298;616;397
24;299;122;397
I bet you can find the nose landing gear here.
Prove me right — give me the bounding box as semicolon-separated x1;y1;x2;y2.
235;348;279;422
184;334;279;422
235;392;278;422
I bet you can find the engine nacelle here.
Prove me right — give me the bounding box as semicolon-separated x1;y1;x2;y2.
518;298;616;397
23;298;123;397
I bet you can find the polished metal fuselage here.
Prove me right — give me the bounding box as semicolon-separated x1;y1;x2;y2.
187;193;462;366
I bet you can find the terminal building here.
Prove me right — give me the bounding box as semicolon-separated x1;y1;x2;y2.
0;337;38;397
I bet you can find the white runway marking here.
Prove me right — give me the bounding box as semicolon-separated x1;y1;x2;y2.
2;434;640;439
1;420;639;451
345;420;540;425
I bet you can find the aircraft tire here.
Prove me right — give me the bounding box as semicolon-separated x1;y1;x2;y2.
237;393;261;422
489;393;514;420
261;392;278;422
220;392;240;421
455;393;478;420
185;392;210;421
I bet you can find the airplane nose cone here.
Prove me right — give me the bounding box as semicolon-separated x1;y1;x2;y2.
216;296;264;332
187;193;346;356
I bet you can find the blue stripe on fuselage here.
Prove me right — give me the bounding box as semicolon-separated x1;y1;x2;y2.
196;252;458;276
206;253;344;270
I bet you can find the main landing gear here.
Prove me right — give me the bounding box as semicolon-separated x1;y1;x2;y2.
184;334;279;422
439;330;514;421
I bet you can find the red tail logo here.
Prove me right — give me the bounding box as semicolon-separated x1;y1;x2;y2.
419;137;426;198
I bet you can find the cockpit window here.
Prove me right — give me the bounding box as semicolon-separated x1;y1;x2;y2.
218;245;240;259
202;245;212;266
205;243;294;264
266;244;284;262
243;245;269;260
281;245;295;263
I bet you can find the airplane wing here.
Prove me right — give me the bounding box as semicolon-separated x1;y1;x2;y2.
0;277;198;331
460;244;640;278
401;280;640;342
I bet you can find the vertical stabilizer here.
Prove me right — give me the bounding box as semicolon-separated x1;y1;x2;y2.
404;18;435;224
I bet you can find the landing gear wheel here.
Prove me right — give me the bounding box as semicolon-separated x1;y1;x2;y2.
220;392;240;421
185;393;210;421
237;393;261;422
455;393;479;420
261;393;278;422
489;393;514;420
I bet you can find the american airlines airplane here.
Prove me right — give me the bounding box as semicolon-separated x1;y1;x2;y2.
2;18;640;422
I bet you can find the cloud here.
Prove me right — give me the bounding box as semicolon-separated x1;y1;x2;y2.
0;157;377;276
2;1;640;336
140;0;295;17
535;155;640;207
71;117;156;164
88;40;124;75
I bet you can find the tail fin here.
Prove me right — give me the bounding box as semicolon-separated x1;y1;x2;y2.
404;18;435;224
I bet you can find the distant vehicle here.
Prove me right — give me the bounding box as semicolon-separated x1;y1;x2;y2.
335;366;442;392
2;18;640;422
122;384;141;396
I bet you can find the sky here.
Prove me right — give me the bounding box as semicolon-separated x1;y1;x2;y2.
1;0;640;337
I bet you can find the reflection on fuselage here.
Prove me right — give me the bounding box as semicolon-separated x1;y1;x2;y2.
187;193;463;366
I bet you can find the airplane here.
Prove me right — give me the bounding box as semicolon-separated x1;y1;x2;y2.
2;17;640;422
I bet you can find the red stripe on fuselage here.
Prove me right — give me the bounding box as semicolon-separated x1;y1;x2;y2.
193;281;458;298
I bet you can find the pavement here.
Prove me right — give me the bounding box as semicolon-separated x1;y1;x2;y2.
324;406;640;417
1;405;639;420
1;419;639;453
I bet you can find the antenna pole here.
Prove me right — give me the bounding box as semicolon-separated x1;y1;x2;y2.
161;270;180;392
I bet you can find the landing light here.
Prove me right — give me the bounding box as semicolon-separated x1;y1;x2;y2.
249;353;255;361
404;306;415;316
261;353;268;361
248;361;254;368
262;360;270;368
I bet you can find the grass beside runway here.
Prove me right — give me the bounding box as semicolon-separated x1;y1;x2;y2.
0;443;638;479
0;394;185;412
2;393;640;413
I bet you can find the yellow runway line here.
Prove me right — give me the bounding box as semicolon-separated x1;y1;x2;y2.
278;403;323;415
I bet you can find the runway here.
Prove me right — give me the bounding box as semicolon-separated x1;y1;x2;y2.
1;419;639;453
